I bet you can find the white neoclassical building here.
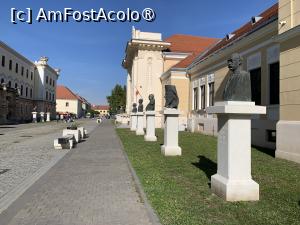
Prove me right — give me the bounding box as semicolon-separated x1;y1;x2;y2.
0;41;60;124
122;27;171;127
122;27;218;128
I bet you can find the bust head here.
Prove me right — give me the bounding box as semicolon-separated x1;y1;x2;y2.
227;53;242;72
149;94;154;101
146;94;155;111
164;85;179;109
132;103;137;113
138;99;144;112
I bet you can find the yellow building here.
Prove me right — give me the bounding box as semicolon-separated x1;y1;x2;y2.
92;105;110;116
186;1;300;163
123;1;300;163
275;0;300;163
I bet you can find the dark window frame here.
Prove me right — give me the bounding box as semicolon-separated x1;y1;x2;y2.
249;67;262;105
193;87;198;110
200;85;206;109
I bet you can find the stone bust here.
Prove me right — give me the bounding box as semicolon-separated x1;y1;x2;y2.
132;103;137;113
138;99;143;112
223;53;252;101
164;85;179;109
146;94;155;111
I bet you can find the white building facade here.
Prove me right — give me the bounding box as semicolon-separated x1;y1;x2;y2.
0;41;60;124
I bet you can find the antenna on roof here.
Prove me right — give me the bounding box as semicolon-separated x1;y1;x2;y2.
226;33;235;41
251;16;263;25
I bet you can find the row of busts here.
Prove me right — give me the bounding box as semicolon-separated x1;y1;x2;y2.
131;85;180;113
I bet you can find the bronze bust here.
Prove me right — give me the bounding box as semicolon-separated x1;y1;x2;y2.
223;53;251;101
138;99;143;112
132;103;137;113
164;85;179;109
146;94;155;111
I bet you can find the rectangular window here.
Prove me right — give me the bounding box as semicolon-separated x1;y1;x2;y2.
31;72;33;80
200;85;206;109
15;63;18;73
1;56;5;67
250;67;261;105
21;67;24;76
269;62;279;105
209;82;214;106
30;89;32;98
193;87;198;110
266;130;276;143
9;60;12;70
46;76;48;84
26;87;28;97
66;102;69;107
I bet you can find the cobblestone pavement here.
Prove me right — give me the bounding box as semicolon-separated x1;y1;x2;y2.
0;119;97;199
0;120;156;225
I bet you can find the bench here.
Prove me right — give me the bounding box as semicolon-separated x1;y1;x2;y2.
63;129;81;143
54;134;75;149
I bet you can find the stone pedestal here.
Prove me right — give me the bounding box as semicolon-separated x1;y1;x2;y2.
130;113;137;131
161;109;181;156
136;112;144;135
207;101;266;201
46;112;51;122
144;111;157;142
40;112;45;122
32;112;37;123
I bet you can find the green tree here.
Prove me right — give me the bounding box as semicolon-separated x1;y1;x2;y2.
106;84;126;114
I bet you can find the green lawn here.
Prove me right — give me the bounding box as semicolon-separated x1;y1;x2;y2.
116;129;300;225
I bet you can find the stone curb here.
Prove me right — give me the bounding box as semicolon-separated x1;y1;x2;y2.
0;151;67;214
115;127;162;225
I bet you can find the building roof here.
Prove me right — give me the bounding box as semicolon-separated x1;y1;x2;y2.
92;105;110;111
164;34;220;69
164;34;220;54
193;3;278;65
56;85;79;100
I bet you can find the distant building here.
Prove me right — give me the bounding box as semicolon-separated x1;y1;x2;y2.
0;41;60;124
56;85;82;117
76;94;91;117
92;105;110;116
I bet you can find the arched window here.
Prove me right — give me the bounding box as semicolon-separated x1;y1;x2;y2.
21;85;23;96
15;83;18;89
8;81;11;87
30;89;33;98
26;87;28;97
1;78;4;84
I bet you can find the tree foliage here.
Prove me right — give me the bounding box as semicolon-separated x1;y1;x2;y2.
106;84;126;114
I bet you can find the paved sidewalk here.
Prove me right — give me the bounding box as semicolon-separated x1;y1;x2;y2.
0;120;158;225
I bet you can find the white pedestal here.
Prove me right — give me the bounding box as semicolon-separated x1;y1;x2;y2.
136;112;144;135
32;112;37;123
161;109;182;156
40;112;45;122
207;101;266;201
46;112;51;122
130;113;137;131
144;111;157;142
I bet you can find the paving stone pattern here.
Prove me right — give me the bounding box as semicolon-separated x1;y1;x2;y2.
0;120;155;225
0;120;97;199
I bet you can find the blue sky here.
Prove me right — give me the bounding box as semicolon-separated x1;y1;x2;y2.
0;0;277;104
